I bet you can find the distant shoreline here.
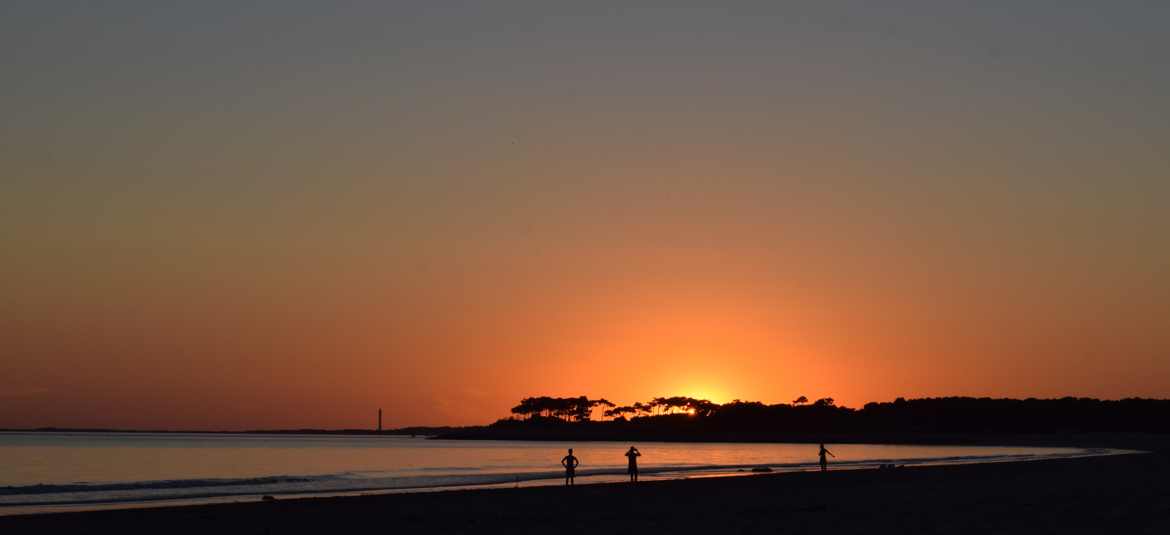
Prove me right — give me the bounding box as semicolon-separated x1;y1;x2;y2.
3;428;1166;452
5;396;1167;440
433;430;1169;449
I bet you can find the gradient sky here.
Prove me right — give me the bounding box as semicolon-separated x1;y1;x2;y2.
2;1;1168;430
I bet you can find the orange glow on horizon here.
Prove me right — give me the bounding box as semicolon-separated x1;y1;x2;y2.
3;3;1169;432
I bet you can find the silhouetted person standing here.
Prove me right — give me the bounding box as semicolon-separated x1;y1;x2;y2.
818;443;835;472
561;448;580;486
625;446;642;482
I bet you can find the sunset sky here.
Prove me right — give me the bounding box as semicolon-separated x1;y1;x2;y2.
2;1;1168;430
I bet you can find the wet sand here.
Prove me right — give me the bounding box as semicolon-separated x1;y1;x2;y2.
3;437;1168;534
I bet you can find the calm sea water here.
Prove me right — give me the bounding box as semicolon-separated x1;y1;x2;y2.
0;432;1107;515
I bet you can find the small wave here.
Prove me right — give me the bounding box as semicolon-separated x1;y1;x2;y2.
0;475;328;496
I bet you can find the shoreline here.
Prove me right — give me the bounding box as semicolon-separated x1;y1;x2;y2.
1;433;1162;515
1;446;1127;516
2;436;1167;533
5;428;1161;447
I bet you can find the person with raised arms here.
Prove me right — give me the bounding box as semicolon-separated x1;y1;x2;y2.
625;446;642;483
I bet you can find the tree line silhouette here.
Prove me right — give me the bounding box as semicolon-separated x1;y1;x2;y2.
510;396;726;421
465;395;1170;440
510;396;616;422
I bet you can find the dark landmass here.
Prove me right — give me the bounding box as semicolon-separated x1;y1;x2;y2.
3;433;1167;534
438;396;1170;442
5;397;1168;445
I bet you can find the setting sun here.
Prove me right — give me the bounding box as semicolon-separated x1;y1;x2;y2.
684;390;725;404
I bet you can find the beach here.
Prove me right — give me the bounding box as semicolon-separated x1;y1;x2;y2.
3;436;1167;534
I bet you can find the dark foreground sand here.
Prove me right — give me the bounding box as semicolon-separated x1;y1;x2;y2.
3;436;1169;534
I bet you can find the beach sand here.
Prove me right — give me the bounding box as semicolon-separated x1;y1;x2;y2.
3;437;1168;534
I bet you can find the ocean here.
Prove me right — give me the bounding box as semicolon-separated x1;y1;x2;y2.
0;431;1112;515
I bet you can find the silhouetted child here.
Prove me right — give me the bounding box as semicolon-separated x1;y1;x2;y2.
818;443;835;472
561;448;580;486
625;446;641;482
